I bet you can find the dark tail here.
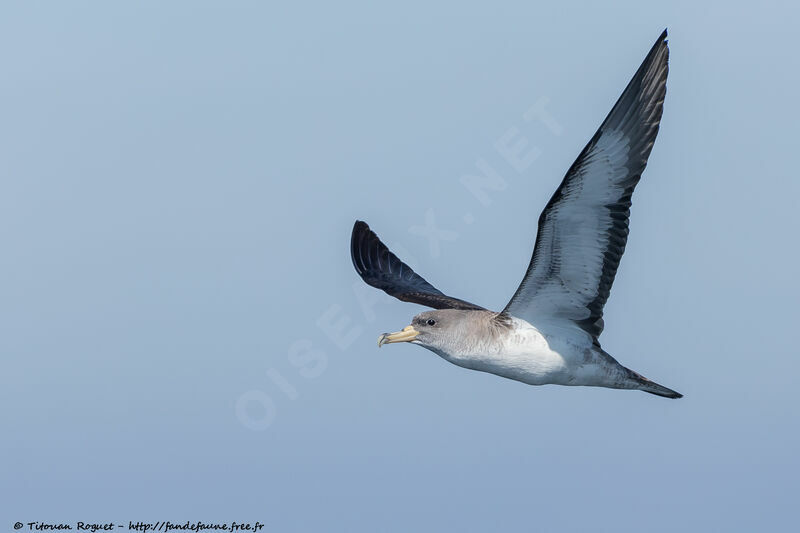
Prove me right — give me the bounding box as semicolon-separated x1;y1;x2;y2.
627;368;683;399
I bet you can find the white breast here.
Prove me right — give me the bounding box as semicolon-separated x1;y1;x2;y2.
437;317;576;385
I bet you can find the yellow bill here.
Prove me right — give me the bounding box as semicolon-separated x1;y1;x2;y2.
377;325;418;347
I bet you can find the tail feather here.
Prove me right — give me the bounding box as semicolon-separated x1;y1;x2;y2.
627;368;683;399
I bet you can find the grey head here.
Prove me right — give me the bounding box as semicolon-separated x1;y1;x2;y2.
378;309;507;356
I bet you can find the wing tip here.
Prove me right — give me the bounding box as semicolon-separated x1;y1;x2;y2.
350;219;372;275
352;219;370;238
652;28;668;50
647;28;670;67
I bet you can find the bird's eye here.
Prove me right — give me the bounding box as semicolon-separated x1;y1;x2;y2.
426;319;436;326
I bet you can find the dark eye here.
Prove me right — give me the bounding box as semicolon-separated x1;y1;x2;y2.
426;319;436;326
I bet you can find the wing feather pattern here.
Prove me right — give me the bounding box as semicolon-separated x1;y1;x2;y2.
503;30;669;342
351;221;485;311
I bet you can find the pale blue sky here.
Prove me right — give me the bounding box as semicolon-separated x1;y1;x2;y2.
2;1;798;531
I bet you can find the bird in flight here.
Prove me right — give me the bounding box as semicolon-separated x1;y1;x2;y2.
351;30;681;398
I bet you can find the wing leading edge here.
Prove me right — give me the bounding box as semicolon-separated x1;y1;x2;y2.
351;221;486;311
503;30;670;342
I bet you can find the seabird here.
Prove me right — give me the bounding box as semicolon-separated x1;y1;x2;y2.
351;30;681;398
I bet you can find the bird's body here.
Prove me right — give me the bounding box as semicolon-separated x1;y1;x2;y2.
351;30;682;399
405;309;670;395
429;312;571;387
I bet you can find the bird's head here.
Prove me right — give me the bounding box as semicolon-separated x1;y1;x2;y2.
377;309;491;354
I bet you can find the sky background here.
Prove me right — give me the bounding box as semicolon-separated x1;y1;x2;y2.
2;1;798;531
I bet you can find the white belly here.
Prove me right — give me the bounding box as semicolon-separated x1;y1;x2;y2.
435;317;584;386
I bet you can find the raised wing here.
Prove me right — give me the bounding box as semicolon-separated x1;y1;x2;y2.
351;220;485;311
503;30;669;342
